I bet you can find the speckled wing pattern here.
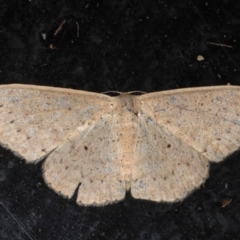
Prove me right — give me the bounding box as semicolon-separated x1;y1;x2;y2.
131;86;240;202
0;84;125;205
0;84;240;205
43;113;126;205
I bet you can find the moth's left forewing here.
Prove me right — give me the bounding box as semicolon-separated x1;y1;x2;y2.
138;86;240;162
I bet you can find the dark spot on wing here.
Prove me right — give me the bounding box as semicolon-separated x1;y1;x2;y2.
146;116;153;123
84;146;88;150
167;144;171;148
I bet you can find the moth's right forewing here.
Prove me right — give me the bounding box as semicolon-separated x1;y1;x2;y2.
0;84;115;162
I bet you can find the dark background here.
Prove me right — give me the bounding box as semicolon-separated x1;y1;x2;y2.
0;0;240;239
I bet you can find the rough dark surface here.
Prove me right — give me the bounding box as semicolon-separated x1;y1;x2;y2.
0;1;240;239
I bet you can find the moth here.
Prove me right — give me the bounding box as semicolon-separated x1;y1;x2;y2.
0;84;239;205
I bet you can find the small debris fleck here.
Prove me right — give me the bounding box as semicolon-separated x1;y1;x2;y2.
197;55;204;61
221;199;232;208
